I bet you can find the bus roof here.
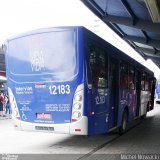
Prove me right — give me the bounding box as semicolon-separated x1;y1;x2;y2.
6;26;154;77
6;26;83;42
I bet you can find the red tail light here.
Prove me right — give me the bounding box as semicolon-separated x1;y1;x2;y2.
71;119;77;122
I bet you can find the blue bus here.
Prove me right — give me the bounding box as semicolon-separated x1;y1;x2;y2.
155;80;160;103
5;26;156;135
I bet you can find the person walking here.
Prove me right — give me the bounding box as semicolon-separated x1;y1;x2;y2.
0;92;5;117
5;94;11;118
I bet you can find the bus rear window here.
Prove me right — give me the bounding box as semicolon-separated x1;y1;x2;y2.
7;30;77;81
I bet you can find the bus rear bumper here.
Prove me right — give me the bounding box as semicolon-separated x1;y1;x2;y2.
12;116;88;135
70;116;88;135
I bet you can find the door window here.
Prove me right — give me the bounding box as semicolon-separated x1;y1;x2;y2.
89;45;108;88
120;62;128;89
129;66;135;90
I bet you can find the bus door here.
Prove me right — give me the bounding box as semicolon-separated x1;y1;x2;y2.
150;77;156;109
88;45;109;134
108;58;118;129
135;70;141;117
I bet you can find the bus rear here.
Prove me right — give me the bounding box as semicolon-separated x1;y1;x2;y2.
6;27;88;135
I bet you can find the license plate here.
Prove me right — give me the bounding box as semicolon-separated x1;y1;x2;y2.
35;126;54;131
36;113;52;120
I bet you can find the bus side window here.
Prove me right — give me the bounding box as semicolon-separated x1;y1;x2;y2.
120;62;128;89
145;74;149;91
141;73;145;91
148;76;153;92
129;66;135;90
89;45;108;88
89;46;99;87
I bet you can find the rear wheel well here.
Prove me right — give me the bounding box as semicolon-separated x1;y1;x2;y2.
119;106;129;135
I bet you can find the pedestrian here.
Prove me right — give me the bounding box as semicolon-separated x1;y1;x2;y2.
5;94;11;118
0;92;5;117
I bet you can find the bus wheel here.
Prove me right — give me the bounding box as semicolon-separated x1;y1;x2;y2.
141;113;147;120
119;110;128;135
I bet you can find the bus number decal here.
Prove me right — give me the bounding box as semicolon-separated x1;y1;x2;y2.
49;85;70;95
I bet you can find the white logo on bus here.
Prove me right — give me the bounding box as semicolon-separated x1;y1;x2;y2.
30;50;45;72
95;95;105;105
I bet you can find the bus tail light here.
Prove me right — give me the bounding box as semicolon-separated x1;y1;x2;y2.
71;119;77;122
71;84;84;122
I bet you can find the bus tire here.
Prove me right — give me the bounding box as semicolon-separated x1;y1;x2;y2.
156;101;160;104
119;110;128;135
141;113;147;120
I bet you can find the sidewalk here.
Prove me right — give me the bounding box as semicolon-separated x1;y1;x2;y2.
0;115;12;120
92;103;160;154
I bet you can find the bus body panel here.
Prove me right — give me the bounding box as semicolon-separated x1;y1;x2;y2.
108;58;119;129
8;82;77;124
118;89;136;126
90;88;109;134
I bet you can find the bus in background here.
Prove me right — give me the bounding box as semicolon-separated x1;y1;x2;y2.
155;78;160;104
5;26;156;135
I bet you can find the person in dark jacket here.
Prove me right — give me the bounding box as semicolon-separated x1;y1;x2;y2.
5;94;11;118
0;92;5;117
